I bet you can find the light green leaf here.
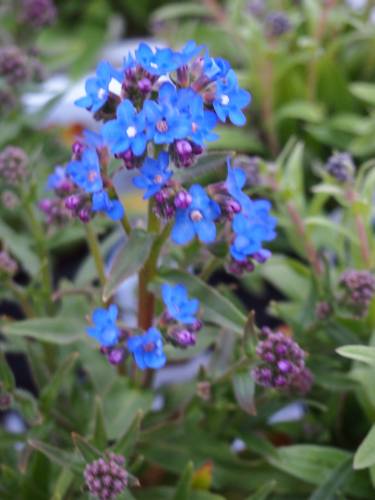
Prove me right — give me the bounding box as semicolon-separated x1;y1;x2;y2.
72;433;101;463
354;425;375;470
305;216;359;244
174;152;228;185
151;2;208;23
232;371;256;415
102;229;155;302
156;269;246;335
309;456;352;500
40;352;79;412
92;397;108;450
279;142;305;209
276;101;324;124
0;219;39;276
350;82;375;106
112;410;143;457
173;461;194;500
336;345;375;366
2;317;85;345
103;379;153;440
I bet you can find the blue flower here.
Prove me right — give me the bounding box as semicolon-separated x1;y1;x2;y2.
226;157;252;213
144;83;191;144
135;43;180;75
171;184;221;245
204;54;230;80
213;70;251;126
92;191;124;220
161;283;199;324
82;129;105;149
177;40;203;66
47;166;67;190
230;201;277;261
66;149;103;193
86;304;120;347
127;328;166;370
177;90;218;146
75;61;122;113
132;152;172;199
102;100;147;155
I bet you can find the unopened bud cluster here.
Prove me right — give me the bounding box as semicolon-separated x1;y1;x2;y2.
84;453;128;500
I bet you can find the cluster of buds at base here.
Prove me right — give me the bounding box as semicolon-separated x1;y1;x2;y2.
264;11;291;38
115;149;145;170
84;453;128;500
315;301;332;320
20;0;57;29
0;46;29;86
153;184;179;219
1;190;20;209
170;140;203;168
325;152;355;183
122;65;157;106
160;311;203;349
0;250;18;277
38;198;72;226
0;146;28;186
252;327;310;393
227;250;271;276
339;269;375;317
100;330;130;365
64;193;93;223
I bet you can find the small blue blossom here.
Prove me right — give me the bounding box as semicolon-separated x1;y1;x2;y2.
102;100;147;155
75;61;122;113
66;149;103;193
135;43;180;75
92;191;124;220
82;129;106;149
230;201;277;261
204;54;230;80
226;157;252;213
161;283;199;324
171;184;221;245
132;152;172;199
213;70;251;126
127;328;166;370
144;83;191;144
47;166;67;190
177;40;203;66
178;90;218;146
86;304;120;347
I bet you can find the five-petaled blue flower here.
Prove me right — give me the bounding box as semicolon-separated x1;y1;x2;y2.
144;83;191;144
161;283;199;324
102;100;148;156
132;152;172;199
92;191;124;221
213;70;251;126
230;200;277;261
171;184;221;245
177;90;218;146
75;61;122;113
204;54;230;80
135;43;180;75
87;304;120;347
226;157;252;213
66;149;103;193
127;328;166;370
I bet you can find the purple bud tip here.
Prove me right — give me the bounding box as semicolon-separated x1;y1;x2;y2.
64;194;81;210
137;77;152;93
171;329;197;347
78;208;91;223
174;191;192;209
108;348;125;365
72;141;84;156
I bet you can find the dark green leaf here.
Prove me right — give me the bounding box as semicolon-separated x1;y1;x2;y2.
173;461;194;500
72;433;101;463
245;481;277;500
92;396;108;450
232;371;256;415
309;456;353;500
354;425;375;470
28;439;83;473
113;410;143;457
0;351;15;391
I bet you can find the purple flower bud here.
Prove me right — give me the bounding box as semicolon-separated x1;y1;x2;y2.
340;269;375;317
84;453;128;499
0;146;28;185
174;140;194;168
0;47;29;86
21;0;57;28
174;190;192;209
107;348;125;365
325;152;355;183
137;77;152;94
64;194;81;210
72;140;84;158
189;319;203;332
170;328;197;348
0;251;18;276
78;207;91;223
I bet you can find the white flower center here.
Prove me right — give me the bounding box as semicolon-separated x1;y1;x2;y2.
126;126;137;138
97;88;106;99
154;174;163;184
150;62;158;69
220;94;230;106
108;77;122;96
190;209;203;222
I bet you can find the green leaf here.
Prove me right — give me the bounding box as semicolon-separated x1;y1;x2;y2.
350;82;375;106
72;433;101;463
2;317;85;345
246;480;277;500
112;410;143;457
151;2;208;23
276;101;324;124
92;397;108;450
354;425;375;470
336;345;375;366
305;216;359;244
28;439;83;474
279;142;305;209
103;379;153;440
0;219;39;276
40;352;79;412
309;456;353;500
156;269;246;335
51;468;74;500
0;351;15;391
13;389;41;425
232;371;256;415
173;461;194;500
208;127;263;153
174;152;228;185
102;229;155;302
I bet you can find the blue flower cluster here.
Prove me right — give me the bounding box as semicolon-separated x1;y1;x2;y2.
87;304;120;347
161;283;199;324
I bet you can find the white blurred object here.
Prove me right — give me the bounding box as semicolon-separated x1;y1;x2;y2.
230;438;247;454
346;0;367;10
268;402;306;424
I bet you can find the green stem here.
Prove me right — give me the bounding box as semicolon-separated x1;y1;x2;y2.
213;357;253;385
7;280;35;318
85;223;106;288
121;213;132;236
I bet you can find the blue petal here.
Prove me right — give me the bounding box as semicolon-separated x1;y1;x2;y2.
171;211;195;245
195;219;217;244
